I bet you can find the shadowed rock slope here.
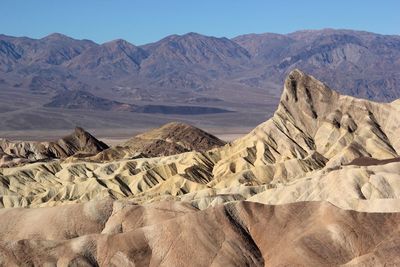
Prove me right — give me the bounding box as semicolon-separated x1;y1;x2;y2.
94;122;226;160
44;90;232;114
44;90;135;111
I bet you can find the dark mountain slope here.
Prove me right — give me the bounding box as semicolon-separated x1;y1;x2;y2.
138;32;252;89
44;90;232;114
234;29;400;100
94;121;226;159
44;90;133;111
1;29;400;131
66;39;148;79
0;33;96;68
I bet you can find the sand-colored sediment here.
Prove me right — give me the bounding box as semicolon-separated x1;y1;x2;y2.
0;200;400;266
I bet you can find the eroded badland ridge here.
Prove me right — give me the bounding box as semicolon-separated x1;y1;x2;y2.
0;70;400;265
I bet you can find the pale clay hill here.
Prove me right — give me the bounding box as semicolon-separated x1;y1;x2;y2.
1;200;400;266
1;70;400;265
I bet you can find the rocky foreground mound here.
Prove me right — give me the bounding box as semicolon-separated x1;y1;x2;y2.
0;69;400;265
0;199;400;266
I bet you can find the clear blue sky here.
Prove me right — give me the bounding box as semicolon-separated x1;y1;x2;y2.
1;0;399;45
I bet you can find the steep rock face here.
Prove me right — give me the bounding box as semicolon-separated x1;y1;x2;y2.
286;70;398;160
276;69;398;164
211;69;399;188
0;38;21;71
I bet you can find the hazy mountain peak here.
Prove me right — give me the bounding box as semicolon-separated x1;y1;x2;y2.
65;38;148;77
180;32;203;38
41;32;74;41
154;32;207;42
101;38;146;55
140;31;251;77
103;38;135;47
73;126;86;135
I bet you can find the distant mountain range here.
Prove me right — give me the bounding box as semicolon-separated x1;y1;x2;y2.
0;29;399;130
235;29;400;100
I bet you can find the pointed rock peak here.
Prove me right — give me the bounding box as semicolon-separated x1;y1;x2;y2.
162;32;203;40
155;122;222;139
104;39;134;47
120;121;225;157
392;99;400;105
185;32;201;36
66;127;95;142
135;121;226;144
277;69;341;125
60;127;109;151
177;32;230;43
160;121;195;129
392;99;400;111
156;121;225;144
160;32;216;44
74;126;86;135
66;126;92;141
282;69;337;104
102;39;135;50
180;32;204;38
138;122;205;138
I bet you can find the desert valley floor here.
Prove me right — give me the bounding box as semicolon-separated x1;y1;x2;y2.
0;70;400;266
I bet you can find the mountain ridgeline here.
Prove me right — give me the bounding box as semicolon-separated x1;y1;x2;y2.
1;29;400;102
1;29;400;131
